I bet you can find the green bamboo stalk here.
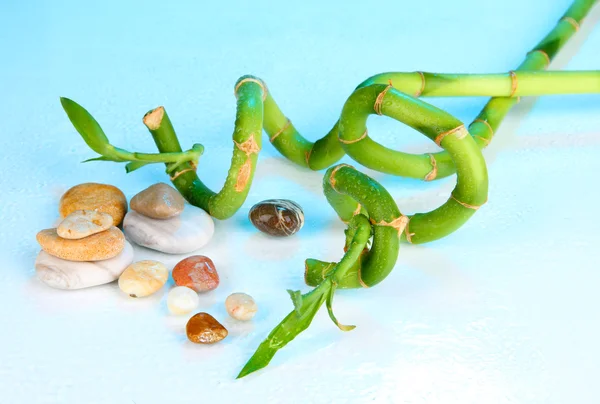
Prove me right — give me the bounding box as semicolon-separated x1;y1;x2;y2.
263;69;599;171
142;77;265;219
238;181;395;378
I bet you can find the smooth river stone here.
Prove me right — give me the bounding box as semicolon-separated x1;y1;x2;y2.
59;183;128;226
57;210;113;239
35;241;134;290
225;292;258;321
123;205;214;254
248;199;304;237
118;260;168;298
172;255;219;292
36;227;125;261
186;313;228;344
130;183;185;219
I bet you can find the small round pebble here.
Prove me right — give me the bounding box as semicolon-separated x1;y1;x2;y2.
225;293;258;321
118;260;168;298
59;183;127;226
36;226;125;261
172;255;219;292
130;183;185;219
57;210;113;240
249;199;304;237
167;286;200;315
186;312;228;344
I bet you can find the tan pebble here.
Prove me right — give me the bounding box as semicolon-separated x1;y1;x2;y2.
172;255;219;292
36;227;125;261
57;210;113;239
225;293;258;321
59;183;127;226
186;313;228;344
130;183;185;219
118;260;168;298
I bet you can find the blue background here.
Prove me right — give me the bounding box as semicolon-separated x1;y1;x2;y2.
1;1;599;403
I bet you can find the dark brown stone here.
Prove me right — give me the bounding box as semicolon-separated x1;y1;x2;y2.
248;199;304;237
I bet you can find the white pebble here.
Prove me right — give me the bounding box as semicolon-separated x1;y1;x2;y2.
225;293;258;321
167;286;200;315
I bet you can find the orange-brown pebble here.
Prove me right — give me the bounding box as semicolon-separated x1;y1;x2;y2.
186;312;228;344
172;255;219;292
59;183;128;226
36;227;125;261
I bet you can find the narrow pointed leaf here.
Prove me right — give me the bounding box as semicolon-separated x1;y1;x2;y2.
287;289;303;315
82;156;115;163
125;161;152;173
60;97;111;155
237;282;332;379
326;283;356;332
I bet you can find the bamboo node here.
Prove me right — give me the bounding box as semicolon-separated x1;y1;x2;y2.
305;148;312;166
527;49;551;67
170;167;195;181
509;70;518;97
329;164;353;192
234;133;261;156
234;158;253;192
270;119;291;142
434;124;467;147
561;16;580;31
357;260;369;288
424;153;438;181
472;119;494;138
235;77;268;101
373;80;393;115
415;71;426;97
450;194;485;210
473;135;491;146
339;129;368;145
370;215;409;238
404;219;415;244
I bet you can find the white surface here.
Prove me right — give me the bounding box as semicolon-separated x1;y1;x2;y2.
1;0;600;403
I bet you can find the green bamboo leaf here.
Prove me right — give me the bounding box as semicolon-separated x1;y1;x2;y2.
286;289;303;315
82;156;114;163
125;161;152;173
326;282;356;332
237;282;332;379
60;97;111;155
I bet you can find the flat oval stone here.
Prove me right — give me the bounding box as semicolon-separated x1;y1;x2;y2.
59;183;127;226
35;241;134;290
57;210;113;239
36;227;125;261
186;312;228;344
249;199;304;237
130;183;185;219
118;260;168;298
123;204;214;254
172;255;219;292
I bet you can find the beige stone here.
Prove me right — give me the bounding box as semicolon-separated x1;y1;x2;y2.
57;210;113;239
118;260;168;298
130;183;184;219
167;286;200;315
36;227;125;261
59;183;127;226
225;293;258;321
